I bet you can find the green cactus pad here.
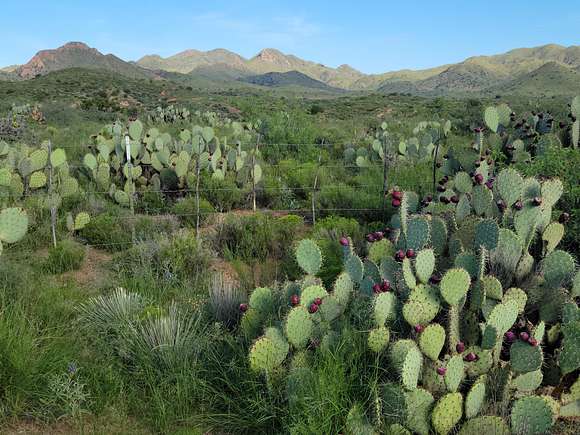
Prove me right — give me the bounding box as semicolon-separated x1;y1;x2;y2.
454;172;473;194
481;325;497;350
431;393;463;435
474;219;499;251
28;171;47;189
249;335;288;372
390;340;423;390
320;295;343;322
128;120;143;140
465;378;486;418
496;168;524;206
403;284;440;326
488;300;519;335
542;250;575;289
285;306;313;349
402;258;417;289
333;272;353;305
346;404;378;435
542;222;564;254
374;292;397;327
455;194;471;222
511;396;554;435
472;185;493;216
503;287;528;313
415;249;435;284
406;217;430;251
513;370;543;392
419;323;445;361
559;321;580;375
50;148;67;167
295;239;322;275
346;254;364;284
541;178;563;208
464;346;493;378
404;388;434;435
0;207;28;244
482;275;503;300
364;259;381;283
368;326;390;353
249;287;274;313
301;285;328;308
368;238;395;264
445;355;465;392
458;416;509;435
484;107;499;132
510;340;543;374
454;252;479;279
514;206;541;248
382;382;408;424
440;268;471;305
387;424;411;435
74;212;90;231
431;217;448;256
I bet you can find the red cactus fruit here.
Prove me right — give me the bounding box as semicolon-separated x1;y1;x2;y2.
290;295;300;306
528;338;539;347
514;200;523;211
239;303;248;313
395;250;406;262
372;283;382;294
464;352;477;362
314;297;323;306
406;249;416;259
392;190;403;200
532;197;542;206
456;342;466;353
559;212;570;224
474;173;484;184
504;331;516;343
381;279;391;292
414;325;424;333
519;332;530;341
437;367;447;376
339;237;349;246
309;303;319;314
392;198;401;208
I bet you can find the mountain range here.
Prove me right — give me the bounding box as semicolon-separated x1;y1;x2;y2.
3;41;580;96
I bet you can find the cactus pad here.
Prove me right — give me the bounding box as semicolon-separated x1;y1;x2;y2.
285;306;313;349
541;178;563;208
445;355;465;392
345;254;364;284
510;340;543;374
474;219;499;251
458;416;509;435
404;388;434;435
0;207;28;244
496;168;523;206
488;300;519;335
542;222;564;253
402;258;417;289
419;323;445;361
333;272;353;305
374;292;397;327
511;396;554;435
503;287;528;313
249;335;288;372
559;321;580;375
431;393;463;435
484;107;499;132
513;370;543;392
406;217;430;251
368;238;395;264
440;268;471;305
368;326;390;353
249;287;274;313
542;250;575;289
415;249;435;284
301;285;328;308
403;284;440;326
454;172;473;194
472;185;493;216
390;340;423;390
295;239;322;275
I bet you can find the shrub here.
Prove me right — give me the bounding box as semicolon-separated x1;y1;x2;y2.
199;173;244;212
172;196;215;227
80;212;131;252
44;240;86;274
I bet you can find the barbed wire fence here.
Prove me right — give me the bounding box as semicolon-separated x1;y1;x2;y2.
12;139;434;251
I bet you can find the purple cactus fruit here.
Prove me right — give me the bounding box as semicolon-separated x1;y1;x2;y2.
381;279;391;292
392;198;402;208
505;331;516;343
290;295;300;306
373;283;382;294
395;250;406;262
429;274;442;285
437;367;447;376
497;200;507;212
374;231;384;240
464;352;478;362
309;303;319;314
519;332;530;342
339;237;349;246
239;303;248;313
456;342;466;353
451;195;459;204
314;297;323;306
366;234;376;243
440;196;450;204
437;185;446;192
414;325;424;333
514;200;523;211
528;338;539;347
425;195;433;202
474;173;484;185
392;190;403;200
406;248;416;259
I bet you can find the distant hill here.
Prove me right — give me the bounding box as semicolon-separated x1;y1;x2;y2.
15;42;156;80
240;70;341;91
4;41;580;96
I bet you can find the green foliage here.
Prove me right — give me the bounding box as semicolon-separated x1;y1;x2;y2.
44;239;86;274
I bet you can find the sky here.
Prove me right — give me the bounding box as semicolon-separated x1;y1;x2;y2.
1;0;579;74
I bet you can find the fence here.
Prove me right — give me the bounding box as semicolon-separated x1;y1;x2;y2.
13;140;434;252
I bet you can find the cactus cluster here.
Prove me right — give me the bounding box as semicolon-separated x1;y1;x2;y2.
83;118;260;206
148;105;191;124
0;206;28;254
243;165;578;434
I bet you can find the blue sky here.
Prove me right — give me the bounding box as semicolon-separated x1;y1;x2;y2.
2;1;579;73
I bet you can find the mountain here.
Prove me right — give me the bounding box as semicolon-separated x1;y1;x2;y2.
4;42;580;96
15;42;155;80
240;71;341;91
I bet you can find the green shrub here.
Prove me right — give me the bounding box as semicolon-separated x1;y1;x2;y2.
80;212;131;252
44;240;86;274
172;196;215;227
199;173;245;211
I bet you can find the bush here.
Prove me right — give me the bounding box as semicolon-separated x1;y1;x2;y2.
80;212;131;252
172;196;215;227
44;240;86;274
199;173;244;212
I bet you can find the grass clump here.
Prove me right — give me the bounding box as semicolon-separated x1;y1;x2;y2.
44;240;86;274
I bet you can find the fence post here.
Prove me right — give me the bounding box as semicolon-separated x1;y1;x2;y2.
432;141;440;195
47;139;57;248
252;135;260;212
381;139;389;220
195;137;201;234
311;139;324;225
125;135;136;245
